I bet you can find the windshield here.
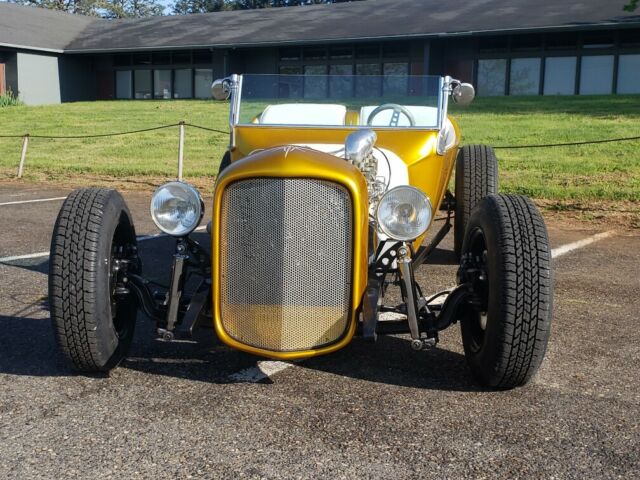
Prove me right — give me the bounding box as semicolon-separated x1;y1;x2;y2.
236;74;443;129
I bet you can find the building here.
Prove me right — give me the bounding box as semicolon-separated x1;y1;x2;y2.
1;0;639;105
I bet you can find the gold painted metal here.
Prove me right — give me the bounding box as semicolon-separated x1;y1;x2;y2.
231;122;461;248
212;146;369;360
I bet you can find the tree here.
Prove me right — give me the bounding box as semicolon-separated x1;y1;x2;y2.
623;0;638;11
103;0;164;18
8;0;104;16
172;0;365;14
173;0;228;14
8;0;164;17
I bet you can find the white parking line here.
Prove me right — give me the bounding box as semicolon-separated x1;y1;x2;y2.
551;230;615;258
229;361;295;383
0;251;51;263
0;225;208;263
0;196;67;207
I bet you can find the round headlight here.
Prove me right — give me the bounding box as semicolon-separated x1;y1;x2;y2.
376;186;432;241
150;181;204;236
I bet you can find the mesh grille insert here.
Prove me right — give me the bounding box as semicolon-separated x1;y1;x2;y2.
220;178;353;352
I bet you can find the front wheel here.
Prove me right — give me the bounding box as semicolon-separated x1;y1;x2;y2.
459;194;553;389
49;188;139;372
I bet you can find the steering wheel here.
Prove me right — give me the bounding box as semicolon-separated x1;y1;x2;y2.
366;103;416;127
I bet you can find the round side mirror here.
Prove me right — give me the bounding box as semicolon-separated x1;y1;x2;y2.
211;79;230;101
452;83;475;106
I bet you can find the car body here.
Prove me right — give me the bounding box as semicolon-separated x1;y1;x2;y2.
49;74;553;389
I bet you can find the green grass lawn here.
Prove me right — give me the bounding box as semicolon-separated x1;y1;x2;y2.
0;95;639;201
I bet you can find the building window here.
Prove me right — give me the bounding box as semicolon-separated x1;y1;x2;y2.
619;29;640;48
582;32;615;49
617;54;640;94
303;65;327;98
330;45;353;60
510;58;541;95
115;70;132;99
543;57;576;95
133;53;152;66
277;74;303;98
478;36;508;53
134;70;152;99
113;55;131;67
477;59;506;96
172;51;191;65
356;44;379;59
545;33;578;50
304;47;327;61
382;42;410;58
355;63;381;97
153;52;171;65
154;70;172;99
383;62;409;95
329;64;353;98
579;55;614;94
279;47;301;62
511;35;543;52
174;69;192;98
194;69;213;98
193;50;211;65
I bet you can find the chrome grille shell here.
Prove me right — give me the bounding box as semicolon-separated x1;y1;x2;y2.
219;177;353;352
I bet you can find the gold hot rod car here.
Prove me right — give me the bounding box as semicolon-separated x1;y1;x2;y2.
49;74;552;389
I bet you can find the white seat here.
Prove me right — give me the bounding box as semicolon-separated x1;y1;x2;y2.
259;103;347;125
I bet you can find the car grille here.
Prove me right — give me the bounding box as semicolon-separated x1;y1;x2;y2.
219;178;353;352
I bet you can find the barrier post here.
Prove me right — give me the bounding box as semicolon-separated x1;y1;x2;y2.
17;134;29;179
178;121;185;181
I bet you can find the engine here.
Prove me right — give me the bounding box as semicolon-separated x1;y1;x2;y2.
344;129;387;208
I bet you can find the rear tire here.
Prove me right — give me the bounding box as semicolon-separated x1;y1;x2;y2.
49;188;138;373
454;145;498;259
460;194;552;389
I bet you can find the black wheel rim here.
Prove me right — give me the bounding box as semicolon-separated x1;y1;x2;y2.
109;221;135;339
464;227;490;354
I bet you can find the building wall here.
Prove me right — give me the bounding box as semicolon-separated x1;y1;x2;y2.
5;27;638;104
59;55;96;102
17;51;61;105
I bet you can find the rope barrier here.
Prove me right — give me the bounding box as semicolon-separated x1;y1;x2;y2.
492;134;640;149
183;123;230;135
0;122;229;139
0;122;637;147
0;123;181;139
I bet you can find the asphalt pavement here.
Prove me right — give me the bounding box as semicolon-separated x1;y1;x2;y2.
0;181;638;479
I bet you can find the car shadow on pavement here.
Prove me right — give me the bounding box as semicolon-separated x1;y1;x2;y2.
300;335;485;392
0;308;483;392
0;311;75;377
423;247;458;265
122;323;485;392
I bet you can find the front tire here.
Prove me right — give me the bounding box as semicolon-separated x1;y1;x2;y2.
460;194;552;389
454;145;498;259
49;188;138;373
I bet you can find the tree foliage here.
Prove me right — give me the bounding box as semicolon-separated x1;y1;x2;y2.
623;0;638;12
173;0;364;14
9;0;365;17
8;0;164;17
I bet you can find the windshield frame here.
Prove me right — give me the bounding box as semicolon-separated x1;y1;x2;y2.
228;74;448;130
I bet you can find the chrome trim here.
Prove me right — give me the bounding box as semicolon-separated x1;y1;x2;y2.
345;129;377;167
228;73;241;150
436;75;459;155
